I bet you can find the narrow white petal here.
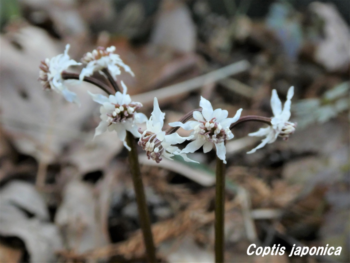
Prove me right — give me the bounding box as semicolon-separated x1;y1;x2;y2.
247;136;271;154
193;111;204;121
248;127;271;137
181;138;206;153
281;86;294;121
88;91;109;104
179;153;199;163
124;122;141;138
168;121;198;130
151;98;165;128
203;141;213;153
121;81;128;94
271;90;282;116
220;108;243;128
213;109;228;122
62;88;80;105
134;113;148;124
200;97;214;120
215;142;227;164
79;66;94;81
94;121;108;138
165;133;190;144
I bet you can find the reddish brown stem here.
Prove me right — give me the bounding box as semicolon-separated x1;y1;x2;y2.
62;72;113;95
229;115;271;130
101;69;121;93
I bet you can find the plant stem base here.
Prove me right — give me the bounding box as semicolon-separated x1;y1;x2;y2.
215;157;225;263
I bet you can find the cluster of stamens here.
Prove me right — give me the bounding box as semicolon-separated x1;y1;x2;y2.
138;131;164;163
38;59;51;89
194;118;232;143
279;122;296;141
106;102;142;125
82;46;115;64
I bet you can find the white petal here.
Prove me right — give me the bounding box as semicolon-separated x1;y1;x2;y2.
247;136;271;154
248;127;271;137
156;131;166;141
213;109;228;122
79;65;94;81
164;133;189;144
125;122;141;138
203;141;213;153
103;102;115;111
62;88;79;105
193;111;204;121
220;108;243;128
168;121;198;130
94;121;108;137
151;98;165;128
113;92;123;104
281;86;294;121
215;142;227;164
179;153;199;163
200;97;214;121
134;113;148;124
271;90;282;116
88;91;109;105
181;138;206;153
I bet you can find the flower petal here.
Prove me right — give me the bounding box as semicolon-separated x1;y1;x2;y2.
134;112;148;124
181;138;206;153
248;127;271;137
88;91;109;105
62;88;80;105
212;109;228;122
215;142;227;164
120;81;132;105
168;121;198;130
220;108;243;128
179;153;199;163
271;90;282;116
247;136;271;154
94;121;108;138
193;111;204;121
165;133;190;144
281;86;294;121
151;98;165;128
200;97;214;121
203;141;213;153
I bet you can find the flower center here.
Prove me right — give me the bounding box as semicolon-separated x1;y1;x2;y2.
194;118;232;143
138;131;164;163
82;46;115;64
279;122;296;141
39;59;51;89
106;102;142;125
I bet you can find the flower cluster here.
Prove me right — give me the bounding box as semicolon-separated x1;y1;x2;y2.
38;44;81;104
247;86;296;154
170;97;242;164
38;44;297;164
80;46;134;81
89;81;146;150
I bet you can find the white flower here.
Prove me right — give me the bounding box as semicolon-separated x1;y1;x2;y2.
247;86;296;154
39;44;81;104
89;81;147;150
79;46;134;81
138;98;195;163
169;97;243;164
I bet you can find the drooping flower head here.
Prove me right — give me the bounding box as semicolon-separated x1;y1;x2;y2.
39;44;81;104
79;46;134;81
138;98;195;163
247;86;296;154
89;81;147;150
169;97;243;164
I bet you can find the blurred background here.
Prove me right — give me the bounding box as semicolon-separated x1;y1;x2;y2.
0;0;349;262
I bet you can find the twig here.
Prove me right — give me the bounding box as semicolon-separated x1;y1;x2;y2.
61;72;113;95
132;60;250;107
101;69;120;93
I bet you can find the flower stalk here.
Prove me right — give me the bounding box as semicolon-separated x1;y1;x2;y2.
126;131;157;263
215;156;225;263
